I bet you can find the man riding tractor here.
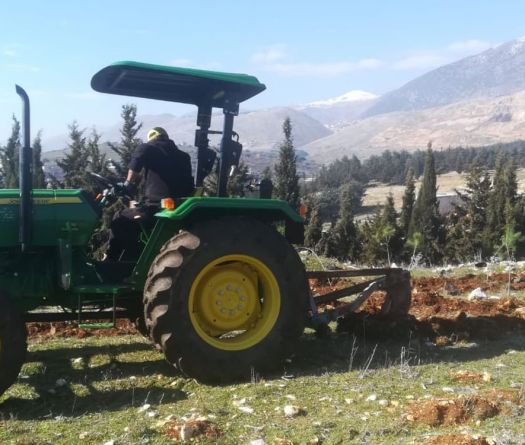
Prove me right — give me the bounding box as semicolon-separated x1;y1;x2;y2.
107;126;194;261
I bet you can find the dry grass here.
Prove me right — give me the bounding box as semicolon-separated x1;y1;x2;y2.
363;167;525;211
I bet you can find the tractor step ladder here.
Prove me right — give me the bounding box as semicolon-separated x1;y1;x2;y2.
74;285;119;329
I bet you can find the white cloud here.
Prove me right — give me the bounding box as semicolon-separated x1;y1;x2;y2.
392;54;448;70
250;38;495;78
447;39;493;54
251;43;383;77
392;39;495;71
2;43;26;58
250;44;288;64
266;59;383;77
4;63;39;72
170;58;193;67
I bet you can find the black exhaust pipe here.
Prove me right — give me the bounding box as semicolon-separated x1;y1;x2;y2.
15;85;32;251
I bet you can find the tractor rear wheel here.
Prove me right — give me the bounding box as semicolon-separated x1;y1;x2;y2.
0;291;27;397
143;218;309;382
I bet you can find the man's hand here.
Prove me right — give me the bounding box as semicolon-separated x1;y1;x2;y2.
115;180;133;195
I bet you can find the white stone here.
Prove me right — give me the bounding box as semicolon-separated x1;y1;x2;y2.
283;405;301;417
138;403;151;412
468;287;488;300
238;405;254;414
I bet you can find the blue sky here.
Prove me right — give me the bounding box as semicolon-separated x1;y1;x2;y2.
1;0;525;149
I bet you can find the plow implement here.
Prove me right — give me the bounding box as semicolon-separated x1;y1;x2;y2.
307;268;412;332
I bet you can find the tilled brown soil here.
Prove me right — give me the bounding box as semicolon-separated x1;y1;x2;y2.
26;318;139;339
334;272;525;343
27;271;525;341
403;389;522;427
424;434;491;445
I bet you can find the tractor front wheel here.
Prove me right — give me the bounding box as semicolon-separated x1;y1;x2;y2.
143;219;309;382
0;291;27;397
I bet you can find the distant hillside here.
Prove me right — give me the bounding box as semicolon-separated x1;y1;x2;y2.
43;107;331;153
304;89;525;162
42;142;319;181
365;37;525;116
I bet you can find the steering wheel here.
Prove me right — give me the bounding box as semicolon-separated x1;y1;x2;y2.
88;172;115;189
88;172;132;206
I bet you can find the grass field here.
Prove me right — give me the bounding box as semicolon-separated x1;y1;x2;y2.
1;268;525;444
362;168;525;211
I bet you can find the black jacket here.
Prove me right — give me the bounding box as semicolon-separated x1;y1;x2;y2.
129;138;194;204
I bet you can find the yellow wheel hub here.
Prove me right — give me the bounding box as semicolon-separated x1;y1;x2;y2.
189;254;280;351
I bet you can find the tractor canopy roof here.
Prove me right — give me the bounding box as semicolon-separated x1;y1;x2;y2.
91;61;266;108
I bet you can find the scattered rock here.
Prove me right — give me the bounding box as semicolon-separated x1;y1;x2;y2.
55;378;67;387
468;288;488;300
366;394;377;401
164;416;223;442
514;307;525;318
283;405;302;417
138;403;151;412
249;440;265;445
444;281;460;295
238;405;254;414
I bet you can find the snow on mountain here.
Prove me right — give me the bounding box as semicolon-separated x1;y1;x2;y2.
364;36;525;117
306;90;379;108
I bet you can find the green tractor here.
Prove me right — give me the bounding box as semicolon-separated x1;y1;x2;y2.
0;62;410;396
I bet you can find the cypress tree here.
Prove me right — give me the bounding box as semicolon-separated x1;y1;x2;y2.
32;131;46;188
408;144;442;263
304;199;323;248
399;167;415;238
108;104;142;175
0;116;21;188
57;122;90;188
331;183;359;261
379;193;402;264
486;155;517;251
274;117;300;210
445;164;491;262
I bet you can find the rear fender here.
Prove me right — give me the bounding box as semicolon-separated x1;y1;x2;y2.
131;197;304;288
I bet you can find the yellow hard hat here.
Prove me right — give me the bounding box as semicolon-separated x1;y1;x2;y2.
147;127;168;142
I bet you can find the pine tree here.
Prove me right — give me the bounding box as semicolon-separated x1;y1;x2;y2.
359;194;401;265
0;116;21;188
399;167;415;238
359;211;383;265
87;130;110;176
331;183;359;261
379;193;402;264
485;155;517;252
108;104;143;175
408;143;442;264
304;198;323;248
32;131;46;188
57;122;90;188
204;162;250;197
274;117;300;210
